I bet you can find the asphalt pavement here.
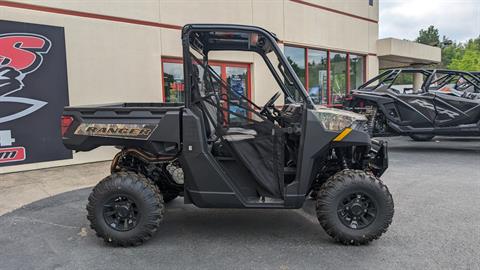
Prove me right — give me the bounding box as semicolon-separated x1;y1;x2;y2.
0;136;479;270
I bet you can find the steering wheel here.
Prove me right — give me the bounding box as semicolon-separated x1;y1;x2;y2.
260;91;281;121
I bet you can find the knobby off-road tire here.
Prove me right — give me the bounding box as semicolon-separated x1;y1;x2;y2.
316;170;394;245
87;171;165;246
409;134;435;141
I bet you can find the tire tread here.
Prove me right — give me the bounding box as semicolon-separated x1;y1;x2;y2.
316;169;394;245
86;171;164;247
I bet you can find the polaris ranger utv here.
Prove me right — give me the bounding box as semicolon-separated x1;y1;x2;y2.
62;24;393;246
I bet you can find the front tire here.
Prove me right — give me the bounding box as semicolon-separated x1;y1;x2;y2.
316;170;394;245
409;134;435;141
86;172;164;246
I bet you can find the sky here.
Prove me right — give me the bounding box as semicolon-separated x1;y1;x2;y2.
379;0;480;43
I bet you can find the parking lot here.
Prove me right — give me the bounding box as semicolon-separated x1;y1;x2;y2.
0;136;479;270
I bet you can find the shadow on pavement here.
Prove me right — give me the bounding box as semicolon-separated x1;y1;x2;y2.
389;145;480;154
385;136;480;154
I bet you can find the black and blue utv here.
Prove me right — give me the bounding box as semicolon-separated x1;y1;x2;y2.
61;24;393;246
345;69;480;141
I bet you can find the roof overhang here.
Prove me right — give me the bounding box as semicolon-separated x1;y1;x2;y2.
377;38;441;69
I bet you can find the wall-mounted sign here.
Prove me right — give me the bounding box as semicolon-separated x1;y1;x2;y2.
0;20;71;167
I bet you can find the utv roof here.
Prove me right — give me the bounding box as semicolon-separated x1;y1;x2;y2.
181;24;280;54
182;23;279;41
181;23;314;108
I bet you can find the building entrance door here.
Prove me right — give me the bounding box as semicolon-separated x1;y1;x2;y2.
162;58;251;123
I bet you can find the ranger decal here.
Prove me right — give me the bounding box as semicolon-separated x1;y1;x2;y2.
74;123;157;140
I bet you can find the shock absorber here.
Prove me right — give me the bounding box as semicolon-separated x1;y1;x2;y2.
336;148;349;170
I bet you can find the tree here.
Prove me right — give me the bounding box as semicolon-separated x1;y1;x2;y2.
465;36;480;51
440;39;462;68
448;37;480;71
416;25;440;46
415;26;480;71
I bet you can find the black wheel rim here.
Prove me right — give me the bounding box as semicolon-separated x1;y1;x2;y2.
337;192;377;230
103;195;140;231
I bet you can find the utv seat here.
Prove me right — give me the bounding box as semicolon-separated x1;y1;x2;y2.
223;128;257;141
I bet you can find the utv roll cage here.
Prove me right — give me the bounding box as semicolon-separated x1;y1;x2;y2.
179;24;314;199
181;24;315;109
359;68;480;93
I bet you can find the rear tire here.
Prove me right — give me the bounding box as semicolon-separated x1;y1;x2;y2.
86;171;164;246
409;134;435;141
316;170;394;245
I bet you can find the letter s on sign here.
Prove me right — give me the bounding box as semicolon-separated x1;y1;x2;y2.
0;34;51;73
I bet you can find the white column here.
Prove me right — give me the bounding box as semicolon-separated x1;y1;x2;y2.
413;72;424;91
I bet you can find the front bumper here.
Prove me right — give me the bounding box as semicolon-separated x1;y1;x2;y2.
368;139;388;177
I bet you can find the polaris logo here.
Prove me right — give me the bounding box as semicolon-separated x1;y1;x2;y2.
0;147;26;163
409;99;460;119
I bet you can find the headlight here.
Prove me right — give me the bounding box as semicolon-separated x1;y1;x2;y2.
313;106;367;132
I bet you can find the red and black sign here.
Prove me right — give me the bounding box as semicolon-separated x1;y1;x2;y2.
0;147;26;163
0;20;71;167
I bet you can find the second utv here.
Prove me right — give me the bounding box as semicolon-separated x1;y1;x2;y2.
345;69;480;141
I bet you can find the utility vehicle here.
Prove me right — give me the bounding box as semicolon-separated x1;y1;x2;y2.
62;24;393;246
344;69;480;141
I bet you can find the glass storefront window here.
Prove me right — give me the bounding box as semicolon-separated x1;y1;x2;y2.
284;46;306;86
285;46;365;106
350;54;364;90
226;66;249;123
330;52;347;104
307;49;328;104
163;61;223;103
163;62;184;103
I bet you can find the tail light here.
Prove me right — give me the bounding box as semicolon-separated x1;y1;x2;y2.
61;115;74;136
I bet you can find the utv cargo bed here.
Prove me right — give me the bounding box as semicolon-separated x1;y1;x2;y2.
62;103;183;154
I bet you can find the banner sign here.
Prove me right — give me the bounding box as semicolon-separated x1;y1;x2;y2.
0;20;71;167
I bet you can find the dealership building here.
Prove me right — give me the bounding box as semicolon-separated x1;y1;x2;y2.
0;0;440;173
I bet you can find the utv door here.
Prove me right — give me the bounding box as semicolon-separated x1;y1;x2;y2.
433;93;480;127
394;93;436;128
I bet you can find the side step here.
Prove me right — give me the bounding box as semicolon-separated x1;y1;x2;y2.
246;196;284;205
